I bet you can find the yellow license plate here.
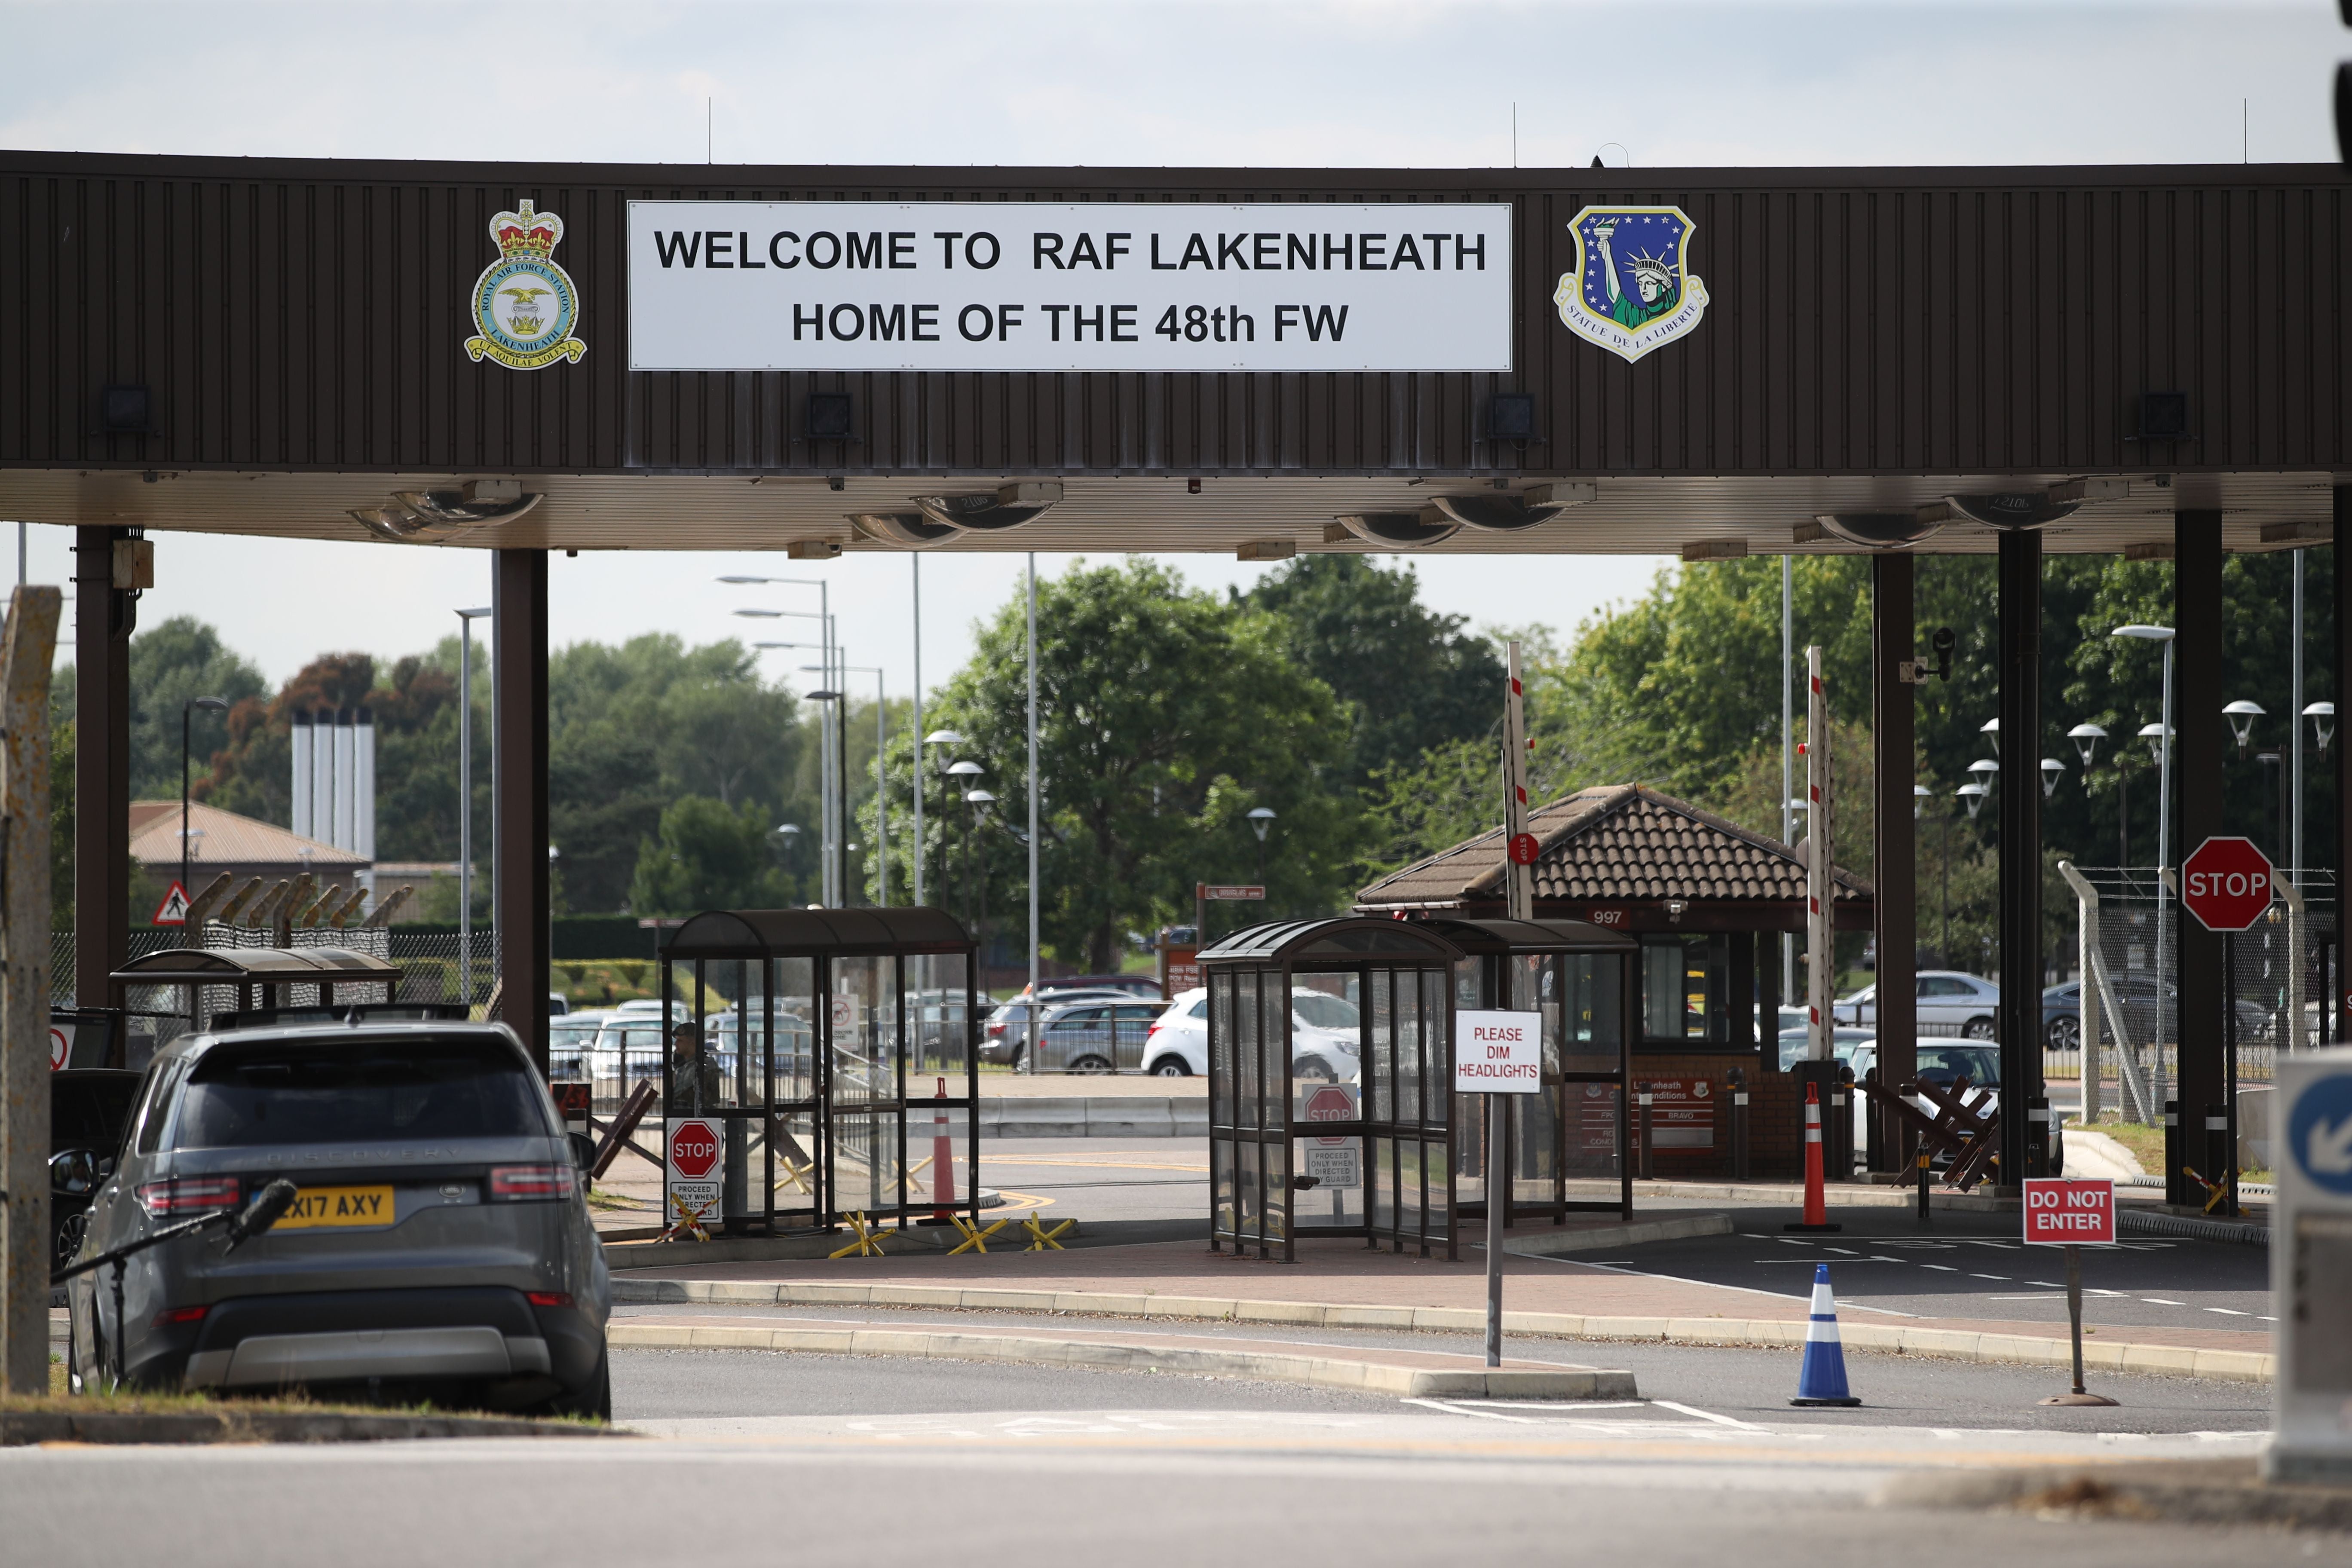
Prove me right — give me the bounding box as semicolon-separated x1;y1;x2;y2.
275;1185;395;1230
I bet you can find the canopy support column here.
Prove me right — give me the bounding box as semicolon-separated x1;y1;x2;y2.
74;527;134;1011
496;549;550;1075
1997;530;2044;1182
2175;509;2226;1201
2337;486;2351;1043
1872;552;1917;1172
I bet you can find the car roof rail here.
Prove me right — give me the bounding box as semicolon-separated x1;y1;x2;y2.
208;1001;475;1032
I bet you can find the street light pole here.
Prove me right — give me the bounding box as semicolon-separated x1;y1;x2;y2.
2115;625;2176;1062
1248;806;1277;890
181;695;228;910
814;664;889;903
912;556;925;905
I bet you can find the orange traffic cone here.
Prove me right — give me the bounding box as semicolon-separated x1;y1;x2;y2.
931;1075;958;1219
1783;1081;1842;1234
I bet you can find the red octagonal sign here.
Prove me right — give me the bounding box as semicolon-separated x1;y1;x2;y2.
669;1119;720;1181
2180;836;2275;932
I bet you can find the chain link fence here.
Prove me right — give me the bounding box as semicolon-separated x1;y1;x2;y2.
2059;864;2335;1124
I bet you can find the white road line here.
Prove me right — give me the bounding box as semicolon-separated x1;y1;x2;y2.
1967;1274;2011;1281
1651;1400;1764;1431
2142;1298;2186;1306
2026;1280;2063;1288
1400;1398;1539;1424
1522;1256;1918;1316
2203;1307;2251;1316
1920;1264;1959;1272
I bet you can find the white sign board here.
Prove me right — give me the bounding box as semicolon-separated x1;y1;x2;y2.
1300;1082;1360;1190
663;1117;723;1240
2271;1047;2352;1483
627;202;1513;373
1455;1010;1542;1094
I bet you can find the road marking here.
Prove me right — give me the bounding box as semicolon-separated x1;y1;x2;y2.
1983;1294;2070;1301
2025;1281;2062;1288
2259;1316;2278;1322
1920;1264;1959;1272
1967;1274;2010;1281
1652;1400;1764;1431
1400;1398;1539;1424
1823;1246;1858;1255
1521;1256;1918;1316
2203;1307;2251;1316
2141;1298;2186;1306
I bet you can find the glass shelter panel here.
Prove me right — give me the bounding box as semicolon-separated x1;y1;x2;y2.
904;952;970;1083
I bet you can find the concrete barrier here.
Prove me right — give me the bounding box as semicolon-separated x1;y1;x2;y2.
981;1096;1208;1138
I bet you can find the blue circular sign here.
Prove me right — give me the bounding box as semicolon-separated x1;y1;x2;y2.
2287;1072;2352;1195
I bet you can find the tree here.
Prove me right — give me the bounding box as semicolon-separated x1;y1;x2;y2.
1240;555;1505;790
629;796;788;914
888;560;1356;969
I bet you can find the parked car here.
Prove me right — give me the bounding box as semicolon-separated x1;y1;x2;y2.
1833;971;2000;1037
1009;974;1165;1001
1776;1026;1878;1073
1144;987;1362;1081
1844;1039;2063;1176
2040;976;2270;1051
980;988;1145;1065
50;1068;141;1269
63;1019;611;1414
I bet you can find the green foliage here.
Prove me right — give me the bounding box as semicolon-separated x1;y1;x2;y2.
881;559;1355;968
1239;554;1505;790
113;617;270;800
628;795;791;914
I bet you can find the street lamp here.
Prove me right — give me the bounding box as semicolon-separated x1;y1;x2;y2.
1980;716;2000;755
2113;622;2176;1052
2067;722;2107;769
2223;699;2264;751
181;696;230;909
2306;701;2335;759
1247;805;1277;887
1958;781;1988;821
805;662;890;903
2039;757;2064;799
1912;783;1930;820
963;787;996;969
1967;757;1999;790
805;688;851;905
2137;721;2174;766
726;576;839;901
921;729;968;907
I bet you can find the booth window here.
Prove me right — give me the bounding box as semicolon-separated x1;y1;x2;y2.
1640;934;1729;1046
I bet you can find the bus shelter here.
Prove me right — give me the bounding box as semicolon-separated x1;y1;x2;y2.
655;907;979;1237
1418;917;1639;1228
111;946;404;1054
1202;918;1464;1262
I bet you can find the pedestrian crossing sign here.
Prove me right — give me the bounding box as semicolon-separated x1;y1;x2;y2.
153;880;190;926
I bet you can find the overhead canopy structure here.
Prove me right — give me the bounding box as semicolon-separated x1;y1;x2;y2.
110;945;405;1044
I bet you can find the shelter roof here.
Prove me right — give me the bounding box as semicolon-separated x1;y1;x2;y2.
1413;915;1637;953
128;800;366;872
661;906;973;958
1199;917;1463;967
1355;784;1871;912
110;946;401;983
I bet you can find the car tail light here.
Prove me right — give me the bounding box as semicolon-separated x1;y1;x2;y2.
135;1176;241;1219
489;1164;574;1202
152;1305;210;1327
526;1291;575;1309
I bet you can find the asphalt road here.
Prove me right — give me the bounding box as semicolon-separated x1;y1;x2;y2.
1565;1206;2274;1333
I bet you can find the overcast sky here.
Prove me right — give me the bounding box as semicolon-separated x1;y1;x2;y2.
4;1;2341;691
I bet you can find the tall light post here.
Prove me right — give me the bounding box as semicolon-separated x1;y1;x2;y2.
964;786;995;989
1247;806;1277;890
724;575;839;902
805;687;852;903
181;695;229;909
2039;757;2065;799
773;822;802;900
2113;623;2176;1054
806;662;889;903
456;605;493;1004
925;735;969;908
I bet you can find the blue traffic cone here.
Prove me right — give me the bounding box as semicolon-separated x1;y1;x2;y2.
1790;1262;1861;1407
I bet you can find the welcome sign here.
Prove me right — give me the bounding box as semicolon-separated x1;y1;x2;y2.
627;201;1512;373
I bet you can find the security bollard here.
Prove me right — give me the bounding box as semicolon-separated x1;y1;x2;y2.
1862;1067;1884;1174
1916;1149;1932;1222
1827;1078;1851;1182
2163;1098;2181;1207
1728;1067;1750;1181
2025;1095;2052;1179
2205;1102;2236;1217
1638;1083;1656;1180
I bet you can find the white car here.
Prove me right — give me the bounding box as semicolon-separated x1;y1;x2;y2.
1833;971;2000;1038
1143;987;1361;1081
1841;1039;2061;1176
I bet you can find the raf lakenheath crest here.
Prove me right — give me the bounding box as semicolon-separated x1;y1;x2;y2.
1553;205;1709;363
465;200;587;370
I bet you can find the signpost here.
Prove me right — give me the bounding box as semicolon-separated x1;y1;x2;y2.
2180;836;2274;1216
1459;1009;1540;1367
1193;882;1265;950
664;1117;722;1241
2269;1048;2352;1481
2022;1176;2118;1406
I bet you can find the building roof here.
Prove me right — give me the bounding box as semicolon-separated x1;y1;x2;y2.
128;800;367;873
1355;784;1872;912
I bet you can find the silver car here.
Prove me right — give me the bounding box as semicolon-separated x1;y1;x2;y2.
63;1019;610;1416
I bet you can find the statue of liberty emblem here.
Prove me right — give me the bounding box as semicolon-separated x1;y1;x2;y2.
1553;205;1709;363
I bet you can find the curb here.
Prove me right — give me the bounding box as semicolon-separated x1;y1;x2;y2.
602;1320;1634;1400
1502;1213;1732;1256
0;1409;616;1446
608;1278;2275;1385
605;1218;1079;1270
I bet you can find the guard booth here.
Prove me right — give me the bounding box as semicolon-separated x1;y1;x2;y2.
110;946;405;1063
1204;916;1640;1262
655;908;980;1237
1419;917;1639;1229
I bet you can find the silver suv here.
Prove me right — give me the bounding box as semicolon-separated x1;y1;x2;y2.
63;1019;610;1416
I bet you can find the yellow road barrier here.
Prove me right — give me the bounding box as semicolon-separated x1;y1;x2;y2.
947;1215;1009;1255
1021;1216;1075;1252
828;1211;890;1259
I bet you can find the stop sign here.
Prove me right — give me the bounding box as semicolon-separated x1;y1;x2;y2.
1302;1085;1355;1125
2180;836;2274;932
669;1119;720;1180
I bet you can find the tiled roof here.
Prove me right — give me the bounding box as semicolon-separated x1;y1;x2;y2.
128;800;367;871
1356;784;1871;911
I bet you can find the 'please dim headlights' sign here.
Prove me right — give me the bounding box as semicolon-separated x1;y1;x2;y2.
1455;1011;1541;1094
626;202;1512;373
